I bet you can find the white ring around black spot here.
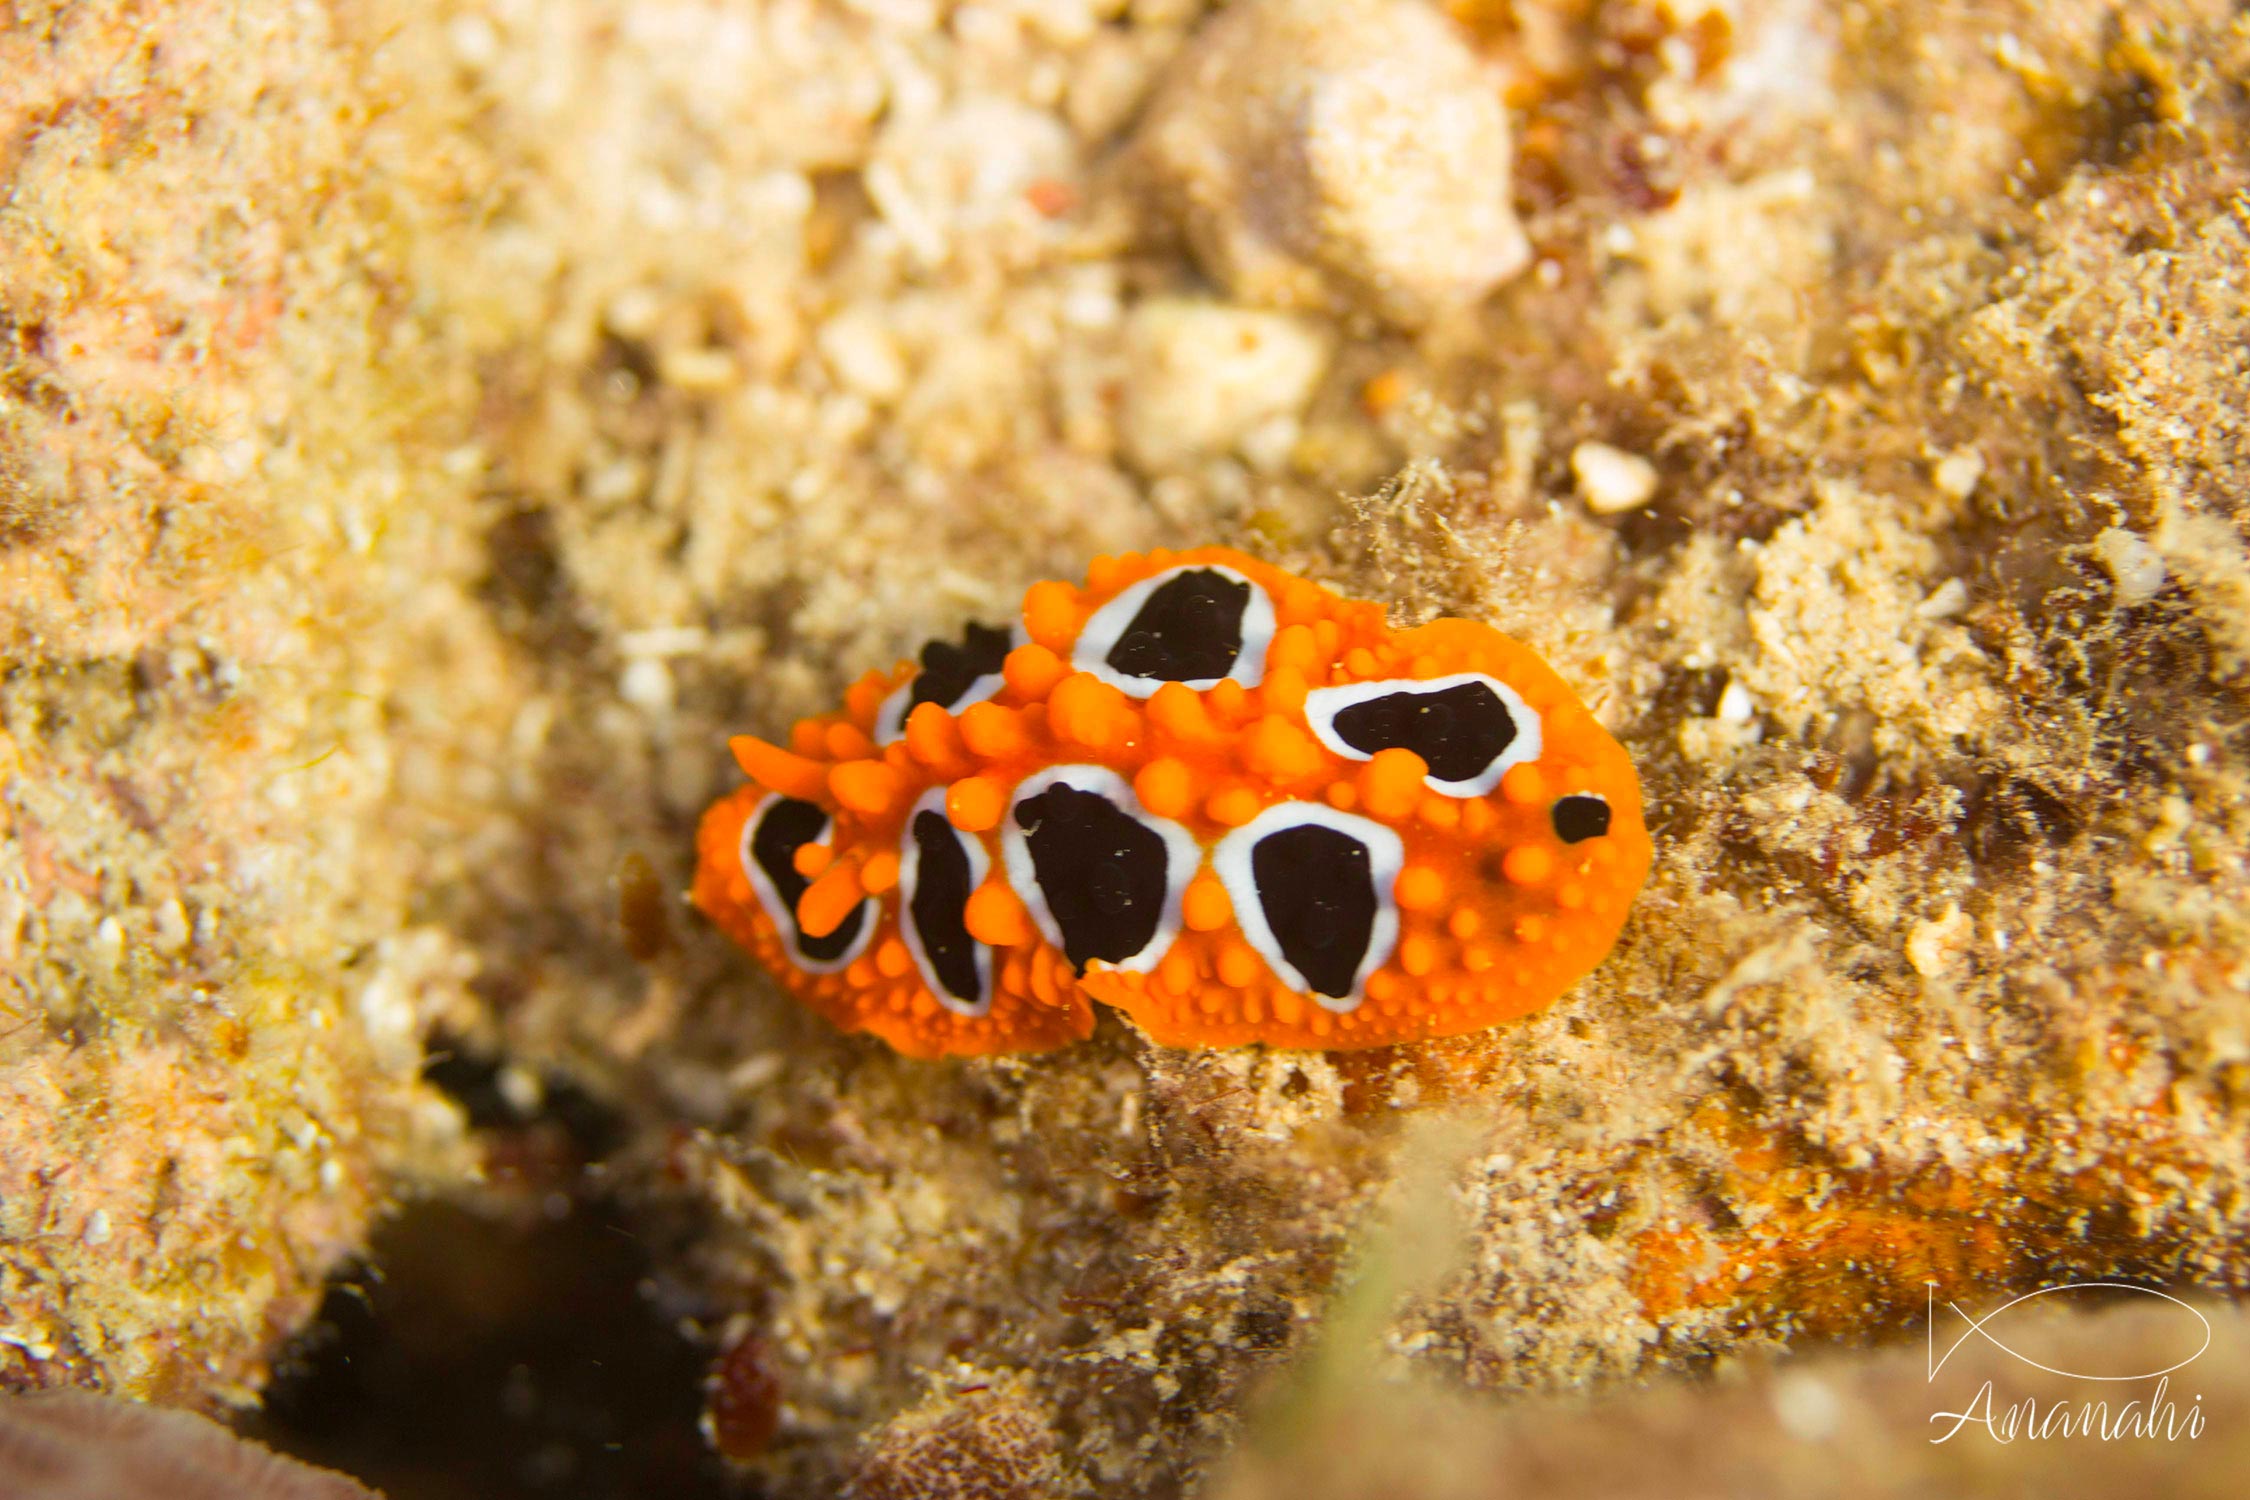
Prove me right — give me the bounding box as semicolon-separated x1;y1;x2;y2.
738;797;877;975
897;786;994;1018
999;763;1199;975
1070;564;1276;699
1212;802;1404;1013
874;623;1029;744
1303;673;1543;797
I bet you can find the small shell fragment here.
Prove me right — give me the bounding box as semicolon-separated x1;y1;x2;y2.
1571;441;1660;515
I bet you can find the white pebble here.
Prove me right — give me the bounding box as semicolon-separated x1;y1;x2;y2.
658;347;739;393
93;916;124;969
816;307;909;403
618;626;709;658
1934;447;1985;502
1119;298;1331;472
1906;904;1976;979
1915;578;1969;619
620;657;676;716
153;898;190;953
497;1065;545;1116
1571;440;1660;514
605;286;664;340
2092;526;2166;606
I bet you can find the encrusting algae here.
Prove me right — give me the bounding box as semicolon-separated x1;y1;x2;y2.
694;547;1648;1056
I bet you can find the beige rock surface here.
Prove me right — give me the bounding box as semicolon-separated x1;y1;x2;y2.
0;1;486;1406
0;1389;383;1500
1134;0;1531;325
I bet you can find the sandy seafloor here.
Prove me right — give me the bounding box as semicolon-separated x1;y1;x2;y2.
4;1;2250;1495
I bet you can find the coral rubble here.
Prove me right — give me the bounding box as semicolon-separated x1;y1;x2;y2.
1133;0;1531;326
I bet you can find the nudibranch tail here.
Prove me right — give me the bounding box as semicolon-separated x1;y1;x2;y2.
692;546;1650;1056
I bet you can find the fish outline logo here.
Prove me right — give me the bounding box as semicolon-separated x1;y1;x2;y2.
1926;1281;2212;1384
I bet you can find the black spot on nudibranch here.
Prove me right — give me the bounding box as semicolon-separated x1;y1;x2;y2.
1329;680;1518;784
1013;784;1168;971
1552;794;1612;844
1105;568;1251;685
907;809;983;1005
749;797;868;963
1249;823;1377;1000
1215;804;1402;1007
876;622;1019;742
908;622;1014;715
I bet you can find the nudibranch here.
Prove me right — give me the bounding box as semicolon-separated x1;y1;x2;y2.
693;547;1649;1057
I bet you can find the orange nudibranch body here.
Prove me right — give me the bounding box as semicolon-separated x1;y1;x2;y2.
692;547;1650;1057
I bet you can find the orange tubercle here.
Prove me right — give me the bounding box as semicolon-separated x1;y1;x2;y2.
830;759;906;816
1021;580;1081;651
946;775;1008;832
797;861;864;939
825;721;875;761
958;701;1029;759
1182;873;1233;931
1004;642;1069;699
1135;757;1196;820
1207;786;1262;826
904;702;969;772
1503;844;1554;886
1395;865;1447;911
964;879;1034;948
731;736;829;802
1244;714;1325;782
1147;681;1224;748
1359;748;1427;820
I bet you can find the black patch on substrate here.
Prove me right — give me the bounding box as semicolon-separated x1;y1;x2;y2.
1552;794;1612;844
750;797;866;962
1330;680;1517;784
1105;569;1249;685
908;622;1014;716
1250;822;1376;1000
1013;784;1168;971
908;809;983;1004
